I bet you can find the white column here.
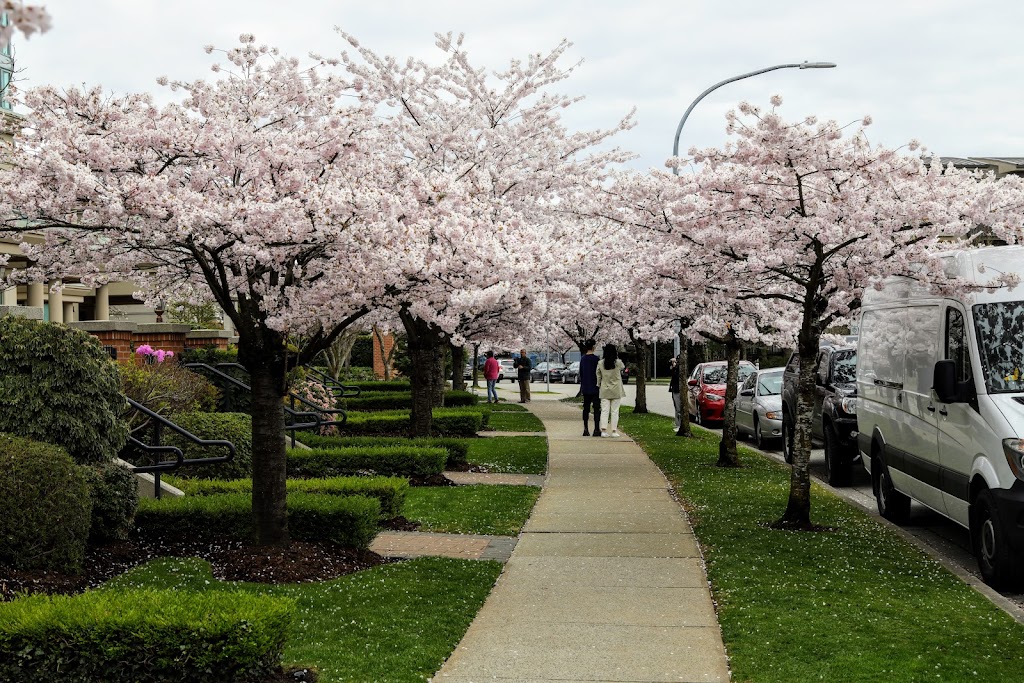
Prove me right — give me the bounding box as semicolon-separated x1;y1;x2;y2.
63;301;76;323
48;282;63;323
1;285;16;306
95;284;110;320
27;282;44;308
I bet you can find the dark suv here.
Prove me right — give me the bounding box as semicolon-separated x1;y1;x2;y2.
781;346;858;486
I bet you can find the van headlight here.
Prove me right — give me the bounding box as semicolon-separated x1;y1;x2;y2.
840;397;857;415
1004;439;1024;481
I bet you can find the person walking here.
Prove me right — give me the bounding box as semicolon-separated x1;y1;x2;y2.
579;339;601;436
483;350;500;404
514;349;532;403
596;343;626;437
668;356;682;431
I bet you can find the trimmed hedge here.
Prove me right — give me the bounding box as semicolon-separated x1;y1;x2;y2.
289;445;447;479
0;588;292;683
163;412;252;479
0;317;128;464
294;432;469;468
170;476;408;519
345;380;412;393
345;390;479;411
0;433;92;573
136;492;380;549
338;408;484;437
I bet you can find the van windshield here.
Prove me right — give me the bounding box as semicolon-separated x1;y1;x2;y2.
973;301;1024;394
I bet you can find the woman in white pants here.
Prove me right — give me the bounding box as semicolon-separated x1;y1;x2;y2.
595;344;626;437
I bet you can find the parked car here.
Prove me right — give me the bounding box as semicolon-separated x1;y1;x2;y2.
498;358;517;382
857;246;1024;588
686;360;757;425
621;364;630;384
561;361;581;384
736;367;784;449
780;345;858;485
530;361;565;383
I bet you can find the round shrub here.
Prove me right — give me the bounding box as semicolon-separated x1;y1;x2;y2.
0;317;128;464
119;361;221;430
0;433;92;572
82;461;139;543
165;412;253;480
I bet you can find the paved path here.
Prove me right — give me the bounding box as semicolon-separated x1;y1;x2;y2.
434;397;730;683
371;530;517;563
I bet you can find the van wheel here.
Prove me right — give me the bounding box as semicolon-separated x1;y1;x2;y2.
782;411;794;464
972;489;1023;590
823;424;852;487
876;458;910;524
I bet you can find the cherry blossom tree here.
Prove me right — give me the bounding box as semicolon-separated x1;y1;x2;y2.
337;32;634;435
687;98;1024;528
0;36;395;546
0;2;51;45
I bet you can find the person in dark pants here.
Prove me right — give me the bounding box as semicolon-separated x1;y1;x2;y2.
579;339;601;436
514;349;532;403
668;356;682;431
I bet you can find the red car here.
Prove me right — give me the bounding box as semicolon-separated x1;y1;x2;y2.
686;360;756;425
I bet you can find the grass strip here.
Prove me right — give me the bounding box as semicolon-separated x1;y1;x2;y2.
104;556;501;683
620;411;1024;682
486;410;544;432
466;436;547;474
404;484;540;536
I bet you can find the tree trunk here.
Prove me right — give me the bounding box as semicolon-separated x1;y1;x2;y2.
400;312;447;437
776;328;819;528
631;335;649;414
451;343;467;392
716;338;742;467
471;342;481;388
676;330;693;437
240;334;289;547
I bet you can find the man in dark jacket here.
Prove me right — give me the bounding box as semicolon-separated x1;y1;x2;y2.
579;339;601;436
514;349;532;403
669;356;682;431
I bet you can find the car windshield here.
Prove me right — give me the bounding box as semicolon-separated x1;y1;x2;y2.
738;365;755;382
758;373;782;395
833;350;857;384
702;366;727;383
973;301;1024;394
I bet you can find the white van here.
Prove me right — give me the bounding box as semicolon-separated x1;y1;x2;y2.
857;245;1024;588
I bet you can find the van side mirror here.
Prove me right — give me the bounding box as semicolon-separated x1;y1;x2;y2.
933;360;958;403
687;378;698;387
740;388;754;397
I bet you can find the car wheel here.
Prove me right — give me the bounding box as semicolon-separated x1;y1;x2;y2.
753;415;763;449
782;410;794;464
972;489;1023;589
823;423;852;487
876;456;911;524
694;405;703;426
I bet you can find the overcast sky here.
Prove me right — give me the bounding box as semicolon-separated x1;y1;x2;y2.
9;0;1024;170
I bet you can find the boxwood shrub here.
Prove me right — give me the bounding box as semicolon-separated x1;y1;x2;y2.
294;432;469;468
288;445;447;479
163;412;252;479
0;588;292;683
345;380;412;393
135;492;380;549
0;317;127;464
338;408;483;437
170;476;408;518
81;461;139;543
0;433;92;573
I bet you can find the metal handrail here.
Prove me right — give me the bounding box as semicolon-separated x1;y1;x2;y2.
122;396;236;497
213;363;349;426
183;362;333;446
303;365;362;398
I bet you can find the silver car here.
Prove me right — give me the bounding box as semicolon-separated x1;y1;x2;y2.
735;367;784;449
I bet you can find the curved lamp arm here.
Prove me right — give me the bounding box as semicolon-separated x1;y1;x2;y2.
671;61;836;175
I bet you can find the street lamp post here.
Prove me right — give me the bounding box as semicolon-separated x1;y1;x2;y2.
671;61;836;175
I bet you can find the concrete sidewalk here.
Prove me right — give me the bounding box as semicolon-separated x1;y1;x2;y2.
434;398;730;682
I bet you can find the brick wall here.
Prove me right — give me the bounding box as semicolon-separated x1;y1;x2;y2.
372;331;396;379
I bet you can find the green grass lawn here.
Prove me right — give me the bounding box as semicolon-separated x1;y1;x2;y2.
105;556;501;683
620;411;1024;682
487;402;529;412
466;436;547;474
485;410;545;432
404;484;540;536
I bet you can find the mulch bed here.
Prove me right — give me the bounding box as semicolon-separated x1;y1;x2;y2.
0;532;392;602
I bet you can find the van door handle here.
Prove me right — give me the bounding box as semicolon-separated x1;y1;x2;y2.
896;391;903;403
939;407;948;416
927;404;935;413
